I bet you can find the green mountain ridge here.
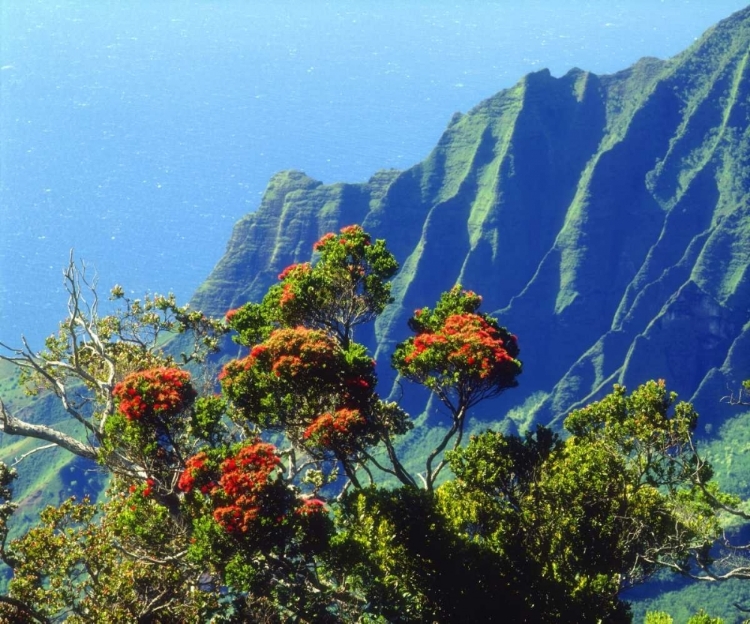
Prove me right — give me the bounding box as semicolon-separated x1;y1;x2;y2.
194;6;750;440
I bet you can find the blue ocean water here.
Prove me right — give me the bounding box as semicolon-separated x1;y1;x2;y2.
1;0;748;346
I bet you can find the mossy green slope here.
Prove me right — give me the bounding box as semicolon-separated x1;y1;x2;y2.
0;361;106;543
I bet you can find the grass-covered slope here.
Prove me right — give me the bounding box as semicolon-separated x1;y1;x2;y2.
0;361;106;542
194;6;750;438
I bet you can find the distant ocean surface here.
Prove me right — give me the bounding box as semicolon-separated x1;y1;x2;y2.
1;0;748;346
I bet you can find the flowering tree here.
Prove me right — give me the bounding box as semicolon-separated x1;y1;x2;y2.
218;325;412;488
0;229;743;622
102;366;199;506
230;224;399;348
392;286;521;488
0;256;225;470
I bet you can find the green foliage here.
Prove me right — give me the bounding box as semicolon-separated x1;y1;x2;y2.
699;407;750;504
686;610;726;624
393;286;521;411
189;395;228;447
228;224;399;348
325;380;744;622
631;576;750;623
331;486;533;623
0;462;18;568
436;381;737;622
6;495;219;622
0;227;745;622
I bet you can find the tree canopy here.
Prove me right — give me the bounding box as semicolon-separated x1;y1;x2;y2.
0;226;747;623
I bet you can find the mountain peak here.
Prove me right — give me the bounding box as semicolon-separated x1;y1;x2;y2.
194;7;750;431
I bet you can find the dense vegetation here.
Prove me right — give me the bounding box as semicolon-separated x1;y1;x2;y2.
0;227;748;622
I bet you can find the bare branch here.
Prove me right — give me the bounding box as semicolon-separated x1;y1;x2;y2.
10;443;57;467
720;382;750;407
0;398;97;461
115;543;187;566
424;405;466;491
360;448;413;486
684;435;750;522
4;338;99;437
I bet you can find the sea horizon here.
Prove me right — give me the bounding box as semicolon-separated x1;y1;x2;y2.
1;0;748;346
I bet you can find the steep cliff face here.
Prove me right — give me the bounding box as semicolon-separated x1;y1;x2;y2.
193;6;750;433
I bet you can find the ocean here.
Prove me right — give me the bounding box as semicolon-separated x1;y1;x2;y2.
1;0;748;346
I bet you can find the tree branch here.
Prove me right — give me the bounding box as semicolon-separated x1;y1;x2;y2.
10;443;57;467
424;404;466;491
0;398;97;461
0;595;50;623
0;340;99;438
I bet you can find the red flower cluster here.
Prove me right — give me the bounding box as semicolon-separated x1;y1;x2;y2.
402;313;518;382
113;367;196;422
313;225;371;253
178;451;216;494
180;444;287;535
225;308;240;322
404;332;448;364
275;263;313;307
143;478;155;497
280;282;295;307
128;478;156;498
250;344;268;359
212;442;282;534
278;262;312;281
296;498;327;517
313;232;336;251
444;313;515;378
218;335;281;388
303;408;366;449
345;376;370;390
179;444;331;545
235;327;345;382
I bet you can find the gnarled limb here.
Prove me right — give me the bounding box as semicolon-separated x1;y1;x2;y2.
0;255;225;475
0;256;116;454
0;337;101;438
0;398;97;461
721;380;750;407
10;443;57;467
